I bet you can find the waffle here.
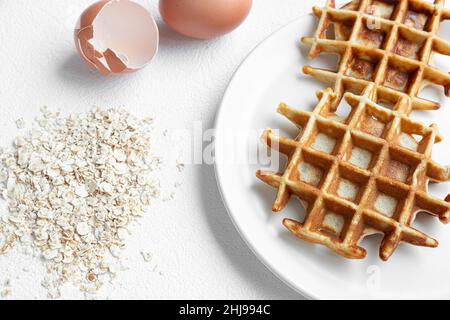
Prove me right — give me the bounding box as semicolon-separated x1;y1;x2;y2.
302;0;450;111
256;85;450;260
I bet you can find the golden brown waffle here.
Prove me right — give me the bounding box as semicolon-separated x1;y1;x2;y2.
302;0;450;111
256;85;450;260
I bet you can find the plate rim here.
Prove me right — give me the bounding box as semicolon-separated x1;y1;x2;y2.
213;15;317;300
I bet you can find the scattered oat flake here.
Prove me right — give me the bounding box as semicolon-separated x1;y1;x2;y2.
1;287;12;298
15;118;25;129
176;160;185;172
140;251;153;262
162;191;175;202
76;222;90;236
74;185;89;198
0;107;165;297
1;279;12;298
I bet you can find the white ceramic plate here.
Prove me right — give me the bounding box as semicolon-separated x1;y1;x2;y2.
214;11;450;299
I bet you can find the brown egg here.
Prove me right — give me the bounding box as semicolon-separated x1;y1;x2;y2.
75;0;159;76
160;0;252;40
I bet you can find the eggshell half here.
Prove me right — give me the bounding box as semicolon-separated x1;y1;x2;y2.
160;0;252;40
75;0;159;75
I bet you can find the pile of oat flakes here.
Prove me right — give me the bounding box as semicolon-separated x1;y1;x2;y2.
0;106;162;297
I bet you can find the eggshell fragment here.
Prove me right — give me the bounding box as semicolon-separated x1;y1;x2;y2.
75;0;159;75
160;0;252;40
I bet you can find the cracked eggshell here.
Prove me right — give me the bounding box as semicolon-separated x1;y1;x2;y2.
75;0;159;76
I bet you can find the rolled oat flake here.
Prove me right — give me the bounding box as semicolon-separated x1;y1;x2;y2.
0;107;162;297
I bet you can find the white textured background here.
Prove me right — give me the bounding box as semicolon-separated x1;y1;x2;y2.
0;0;312;299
